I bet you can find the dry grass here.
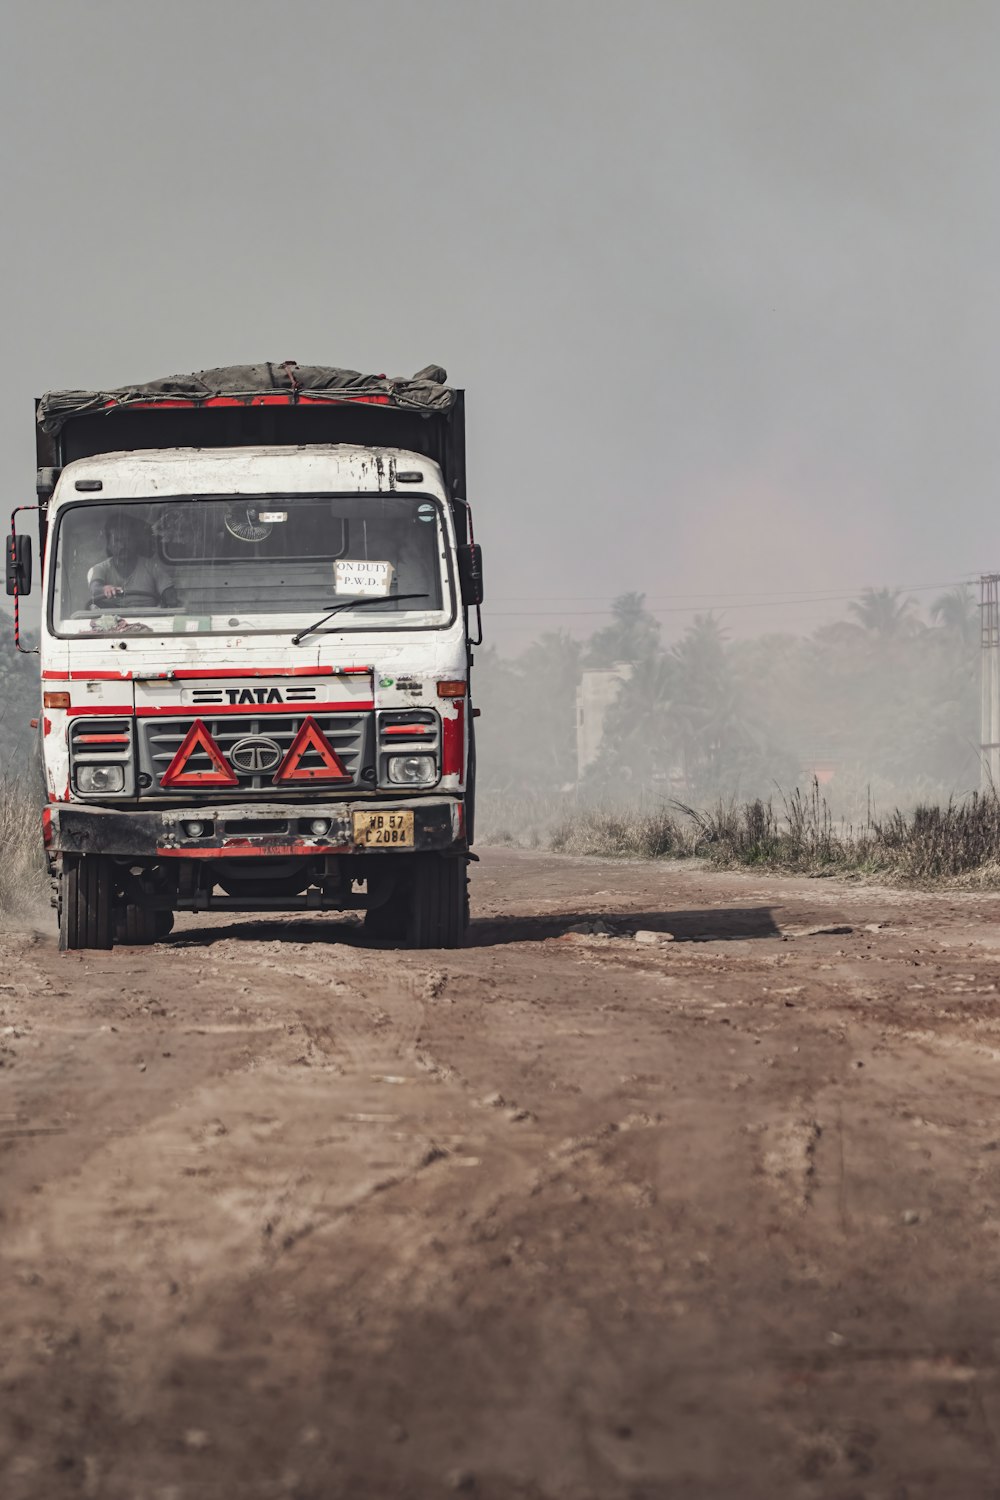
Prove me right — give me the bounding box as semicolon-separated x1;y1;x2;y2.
475;790;571;850
683;786;1000;881
477;793;691;858
485;782;1000;886
550;806;687;860
0;775;49;919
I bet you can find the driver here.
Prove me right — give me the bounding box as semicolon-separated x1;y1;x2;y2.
88;513;178;609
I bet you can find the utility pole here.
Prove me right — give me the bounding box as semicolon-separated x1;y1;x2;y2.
981;574;1000;790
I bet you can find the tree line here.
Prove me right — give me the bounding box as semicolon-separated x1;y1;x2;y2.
476;586;981;814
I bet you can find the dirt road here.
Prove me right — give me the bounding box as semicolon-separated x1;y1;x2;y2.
4;849;1000;1498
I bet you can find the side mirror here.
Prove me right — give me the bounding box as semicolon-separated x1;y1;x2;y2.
6;534;32;596
457;543;484;606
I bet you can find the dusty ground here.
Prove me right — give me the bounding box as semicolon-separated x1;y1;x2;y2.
4;850;1000;1498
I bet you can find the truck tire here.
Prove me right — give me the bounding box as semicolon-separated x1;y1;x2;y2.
59;855;114;951
405;854;467;949
362;864;409;941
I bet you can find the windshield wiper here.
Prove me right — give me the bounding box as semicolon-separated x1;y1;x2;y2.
291;594;430;646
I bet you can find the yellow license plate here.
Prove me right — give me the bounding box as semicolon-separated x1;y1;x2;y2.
352;810;415;847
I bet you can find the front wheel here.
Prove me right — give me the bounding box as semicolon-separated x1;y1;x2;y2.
59;854;114;951
406;854;468;949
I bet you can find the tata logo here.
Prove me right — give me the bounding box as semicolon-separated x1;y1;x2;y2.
225;687;289;704
229;736;284;773
189;685;317;706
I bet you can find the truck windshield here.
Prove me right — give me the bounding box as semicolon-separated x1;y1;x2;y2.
50;494;451;636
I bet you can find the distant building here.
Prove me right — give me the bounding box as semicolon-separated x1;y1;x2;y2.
576;664;632;780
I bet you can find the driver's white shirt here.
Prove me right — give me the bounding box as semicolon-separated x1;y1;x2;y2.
87;556;173;600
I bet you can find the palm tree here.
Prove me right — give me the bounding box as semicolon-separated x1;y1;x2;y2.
847;587;918;641
930;585;978;650
668;614;738;791
586;592;660;667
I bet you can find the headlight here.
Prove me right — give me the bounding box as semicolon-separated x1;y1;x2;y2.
76;765;125;794
387;755;436;786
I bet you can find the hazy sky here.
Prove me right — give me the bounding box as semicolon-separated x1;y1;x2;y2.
3;0;999;649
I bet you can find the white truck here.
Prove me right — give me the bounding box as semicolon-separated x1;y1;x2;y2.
10;362;483;950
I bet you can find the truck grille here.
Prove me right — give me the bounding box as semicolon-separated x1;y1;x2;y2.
139;712;372;796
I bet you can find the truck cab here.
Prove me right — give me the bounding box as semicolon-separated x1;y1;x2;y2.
11;364;483;950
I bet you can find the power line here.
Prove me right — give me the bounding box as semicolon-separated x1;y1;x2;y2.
489;578;976;603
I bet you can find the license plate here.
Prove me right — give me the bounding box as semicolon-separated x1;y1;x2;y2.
352;810;415;847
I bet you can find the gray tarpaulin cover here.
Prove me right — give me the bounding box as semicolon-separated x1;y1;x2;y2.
37;363;455;435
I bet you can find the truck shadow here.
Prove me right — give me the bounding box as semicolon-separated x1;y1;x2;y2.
168;906;782;950
169;917;364;948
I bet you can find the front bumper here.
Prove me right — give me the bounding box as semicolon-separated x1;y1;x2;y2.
45;797;464;859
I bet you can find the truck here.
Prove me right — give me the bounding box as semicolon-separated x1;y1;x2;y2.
9;362;483;951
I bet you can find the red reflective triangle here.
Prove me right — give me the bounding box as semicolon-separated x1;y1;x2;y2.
273;716;350;783
160;719;239;788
